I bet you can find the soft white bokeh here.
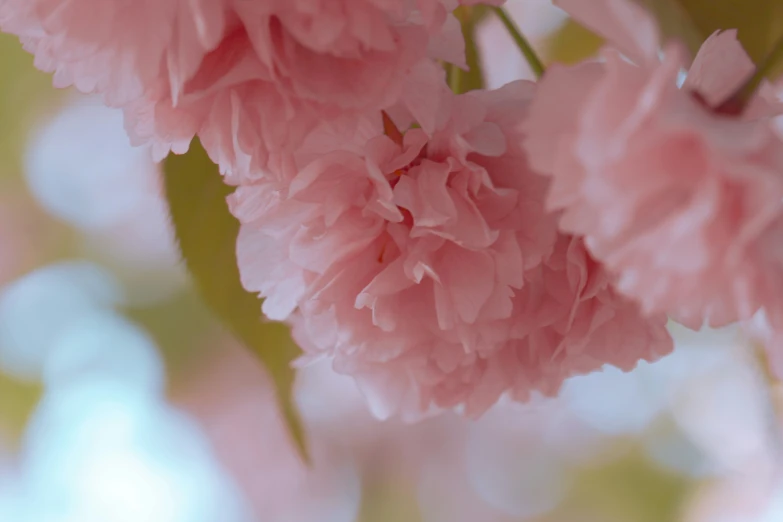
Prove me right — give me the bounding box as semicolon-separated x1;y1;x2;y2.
757;489;783;522
26;101;153;231
42;309;165;393
641;421;718;478
657;325;779;475
684;475;783;522
558;325;752;441
465;423;570;518
24;99;185;303
0;258;248;522
16;380;251;522
295;359;371;435
560;362;669;436
418;440;514;522
0;480;28;522
0;261;123;381
669;349;774;474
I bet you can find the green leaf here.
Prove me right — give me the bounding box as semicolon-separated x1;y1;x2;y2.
0;34;63;180
643;0;783;96
570;444;693;522
544;3;700;66
0;371;42;448
634;0;704;55
163;140;308;462
659;0;783;67
549;1;783;79
543;19;605;65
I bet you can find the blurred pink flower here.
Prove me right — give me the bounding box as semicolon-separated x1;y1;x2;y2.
231;77;670;419
174;338;363;522
0;194;51;287
176;334;605;522
525;0;783;329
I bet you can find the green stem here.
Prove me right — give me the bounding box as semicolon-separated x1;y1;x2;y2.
492;6;545;79
448;62;462;94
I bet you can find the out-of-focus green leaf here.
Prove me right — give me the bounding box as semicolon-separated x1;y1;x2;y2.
163;140;308;462
358;476;423;522
543;20;605;65
635;0;704;55
662;0;783;67
0;371;42;448
124;287;216;386
569;446;692;522
448;5;488;93
549;1;783;78
545;3;699;66
0;34;62;179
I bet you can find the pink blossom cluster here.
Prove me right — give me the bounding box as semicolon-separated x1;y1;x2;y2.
0;0;489;171
5;0;783;419
527;0;783;333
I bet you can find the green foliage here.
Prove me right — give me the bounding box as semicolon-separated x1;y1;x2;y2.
0;372;42;447
163;140;308;461
569;446;693;522
668;0;783;67
647;0;783;78
547;0;783;80
0;34;62;181
543;19;605;65
636;0;704;54
649;0;783;83
124;287;217;386
544;1;701;67
358;476;423;522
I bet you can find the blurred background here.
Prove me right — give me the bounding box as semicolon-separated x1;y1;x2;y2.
1;1;783;521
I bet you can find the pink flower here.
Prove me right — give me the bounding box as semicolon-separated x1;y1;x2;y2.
524;0;783;329
0;0;480;178
0;0;307;169
507;234;672;402
231;78;671;419
233;0;434;111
